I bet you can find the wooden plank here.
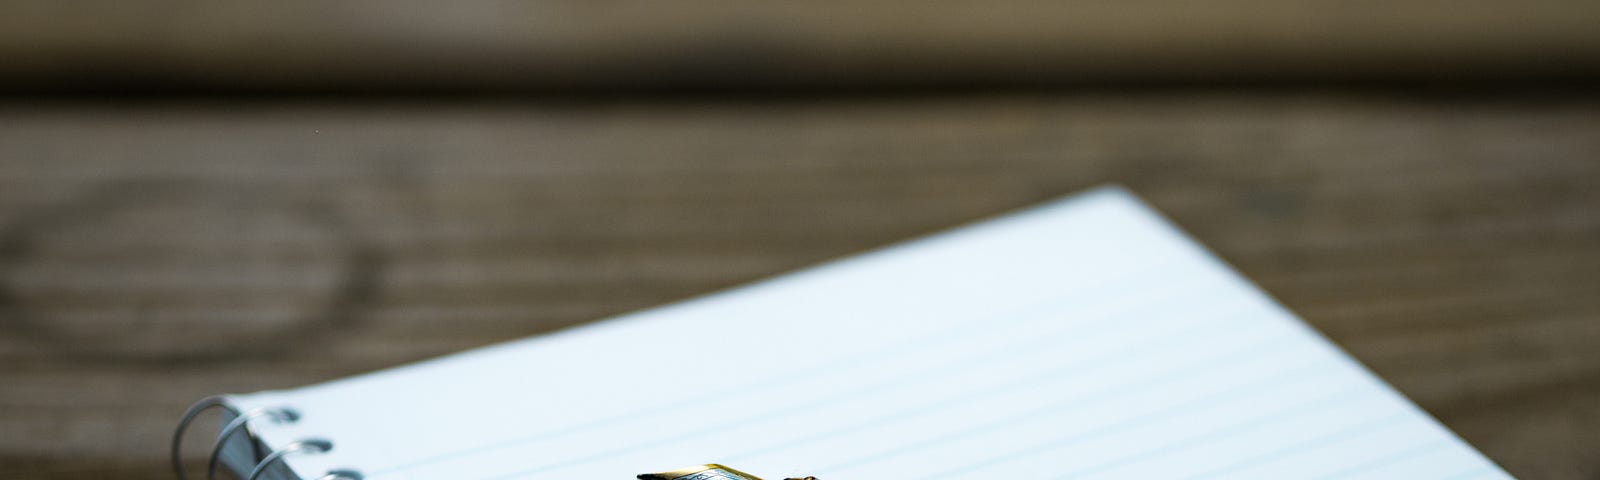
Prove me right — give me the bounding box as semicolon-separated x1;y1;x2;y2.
0;94;1596;478
2;1;1600;92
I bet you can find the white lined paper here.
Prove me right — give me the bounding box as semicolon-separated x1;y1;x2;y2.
232;186;1511;479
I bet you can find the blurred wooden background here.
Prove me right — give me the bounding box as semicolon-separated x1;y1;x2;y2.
4;0;1600;93
1;1;1599;479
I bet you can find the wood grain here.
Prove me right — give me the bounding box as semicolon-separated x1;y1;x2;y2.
0;94;1596;479
4;0;1600;92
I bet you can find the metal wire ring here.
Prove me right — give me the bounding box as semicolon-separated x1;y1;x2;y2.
207;407;300;480
247;438;334;480
172;396;241;480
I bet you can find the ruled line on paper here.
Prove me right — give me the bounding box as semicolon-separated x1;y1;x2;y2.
808;336;1324;476
356;252;1196;476
719;307;1281;465
1047;386;1375;479
1440;466;1504;480
1317;440;1455;480
473;286;1257;479
1183;411;1416;479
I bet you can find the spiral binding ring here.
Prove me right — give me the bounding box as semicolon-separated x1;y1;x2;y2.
247;438;334;480
173;396;242;480
177;396;364;480
207;407;300;480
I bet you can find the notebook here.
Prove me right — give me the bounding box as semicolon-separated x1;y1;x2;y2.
181;186;1512;480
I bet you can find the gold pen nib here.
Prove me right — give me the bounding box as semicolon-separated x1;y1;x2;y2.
637;464;815;480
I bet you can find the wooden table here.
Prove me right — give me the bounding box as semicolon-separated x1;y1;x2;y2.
1;93;1596;479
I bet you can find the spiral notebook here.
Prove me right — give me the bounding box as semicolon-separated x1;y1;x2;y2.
180;186;1512;480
